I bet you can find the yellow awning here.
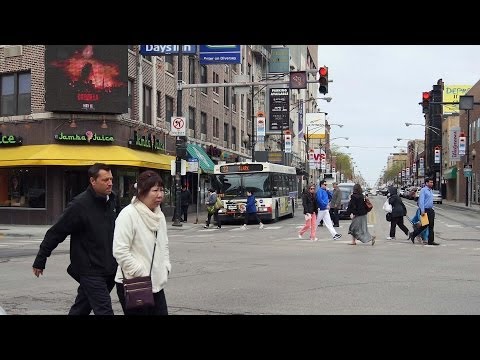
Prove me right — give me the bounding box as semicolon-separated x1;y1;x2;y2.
0;144;175;170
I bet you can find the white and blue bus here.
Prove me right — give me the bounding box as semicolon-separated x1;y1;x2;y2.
212;162;298;223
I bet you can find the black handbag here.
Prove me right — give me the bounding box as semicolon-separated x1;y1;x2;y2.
121;232;157;310
386;213;392;222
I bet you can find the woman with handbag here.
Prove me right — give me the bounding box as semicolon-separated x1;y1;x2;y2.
386;186;410;240
345;183;375;245
204;188;221;229
113;170;171;315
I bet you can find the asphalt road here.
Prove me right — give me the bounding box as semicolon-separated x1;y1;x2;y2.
1;195;480;315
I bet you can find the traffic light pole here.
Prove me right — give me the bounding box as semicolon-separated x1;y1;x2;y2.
466;109;471;207
173;47;184;227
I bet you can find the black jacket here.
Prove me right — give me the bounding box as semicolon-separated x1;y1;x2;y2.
346;192;368;216
33;186;118;279
302;192;318;215
388;194;407;217
180;189;191;206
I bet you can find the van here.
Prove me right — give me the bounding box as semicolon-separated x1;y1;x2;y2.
337;182;355;220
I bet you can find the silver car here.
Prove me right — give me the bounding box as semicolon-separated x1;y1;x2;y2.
432;190;442;204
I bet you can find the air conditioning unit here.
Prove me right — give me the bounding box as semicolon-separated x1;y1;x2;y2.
188;129;195;137
231;144;236;151
200;133;206;141
4;45;22;58
223;141;228;148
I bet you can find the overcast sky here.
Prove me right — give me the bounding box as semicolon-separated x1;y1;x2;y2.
316;45;480;187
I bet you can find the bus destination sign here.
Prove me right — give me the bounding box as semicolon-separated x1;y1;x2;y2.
219;164;264;173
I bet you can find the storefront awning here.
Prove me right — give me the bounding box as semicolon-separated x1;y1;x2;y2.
186;144;215;173
0;144;175;170
443;167;457;179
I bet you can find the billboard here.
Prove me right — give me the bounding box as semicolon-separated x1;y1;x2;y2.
45;45;128;114
269;88;290;131
443;85;472;114
305;113;326;139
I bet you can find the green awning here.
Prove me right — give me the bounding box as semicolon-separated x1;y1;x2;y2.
443;167;457;179
186;144;215;173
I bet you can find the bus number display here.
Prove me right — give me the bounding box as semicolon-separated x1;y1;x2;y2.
219;164;264;173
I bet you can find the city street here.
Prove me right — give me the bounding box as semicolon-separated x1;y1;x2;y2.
1;195;480;315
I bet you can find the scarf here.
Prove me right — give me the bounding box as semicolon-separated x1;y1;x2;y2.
131;196;162;232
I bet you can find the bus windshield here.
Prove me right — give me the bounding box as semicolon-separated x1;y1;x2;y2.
214;173;271;199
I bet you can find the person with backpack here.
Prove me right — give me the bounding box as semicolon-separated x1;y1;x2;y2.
240;190;264;230
386;186;410;240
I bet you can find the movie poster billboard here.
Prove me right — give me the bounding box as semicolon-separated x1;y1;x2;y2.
45;45;128;114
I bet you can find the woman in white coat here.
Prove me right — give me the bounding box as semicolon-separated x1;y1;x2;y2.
113;170;171;315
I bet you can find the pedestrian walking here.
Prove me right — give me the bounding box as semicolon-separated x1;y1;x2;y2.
298;184;318;241
330;182;342;227
408;177;438;245
113;170;171;315
180;184;191;222
240;190;264;230
32;163;118;315
204;188;221;229
315;180;342;240
346;183;375;245
386;186;410;240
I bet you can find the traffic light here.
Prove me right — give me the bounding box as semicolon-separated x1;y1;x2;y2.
421;91;431;113
319;66;328;95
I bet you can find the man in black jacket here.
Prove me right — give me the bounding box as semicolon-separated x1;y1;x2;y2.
180;184;191;222
32;163;118;315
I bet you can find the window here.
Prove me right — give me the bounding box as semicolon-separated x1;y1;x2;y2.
142;55;152;62
201;112;207;135
165;55;174;73
232;126;237;146
1;72;31;116
165;96;174;124
247;98;252;122
143;85;152;125
0;168;46;208
213;72;219;94
241;130;245;146
247;63;251;76
189;106;195;137
128;79;133;117
188;56;195;84
224;81;229;107
156;91;161;118
224;123;229;142
213;117;219;138
200;65;207;94
232;92;237;112
241;94;244;111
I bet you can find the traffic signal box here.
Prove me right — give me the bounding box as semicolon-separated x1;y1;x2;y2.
319;66;328;95
422;91;431;114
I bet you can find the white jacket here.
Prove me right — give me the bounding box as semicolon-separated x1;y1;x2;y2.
113;203;171;293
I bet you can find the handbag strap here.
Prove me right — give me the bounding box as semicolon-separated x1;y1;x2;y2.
121;230;157;279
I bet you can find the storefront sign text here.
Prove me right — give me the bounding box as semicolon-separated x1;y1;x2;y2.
0;133;22;146
128;131;164;152
54;131;114;143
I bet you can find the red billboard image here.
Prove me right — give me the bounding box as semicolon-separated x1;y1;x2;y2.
45;45;128;114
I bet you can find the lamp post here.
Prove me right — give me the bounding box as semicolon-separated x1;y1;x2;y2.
460;95;474;206
405;122;441;136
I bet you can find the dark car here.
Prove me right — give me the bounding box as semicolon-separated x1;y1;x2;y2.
337;183;355;220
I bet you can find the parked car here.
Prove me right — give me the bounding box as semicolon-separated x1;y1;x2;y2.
432;190;442;204
337;182;355;220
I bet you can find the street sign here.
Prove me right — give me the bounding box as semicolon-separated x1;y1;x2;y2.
170;116;186;136
289;71;307;89
464;164;473;177
187;158;199;173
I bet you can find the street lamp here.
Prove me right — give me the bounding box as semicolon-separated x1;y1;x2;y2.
405;122;440;136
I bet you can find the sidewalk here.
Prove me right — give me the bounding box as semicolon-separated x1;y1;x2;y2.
440;199;480;212
0;209;210;238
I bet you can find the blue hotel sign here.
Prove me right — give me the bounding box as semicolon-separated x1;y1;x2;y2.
140;45;197;55
199;45;241;64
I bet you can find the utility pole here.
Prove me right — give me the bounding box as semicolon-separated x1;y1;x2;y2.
251;76;255;162
173;47;184;227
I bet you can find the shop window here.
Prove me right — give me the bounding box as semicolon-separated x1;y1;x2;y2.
0;168;46;208
116;169;138;209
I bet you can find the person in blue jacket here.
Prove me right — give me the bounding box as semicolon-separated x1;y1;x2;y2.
315;180;342;240
241;190;264;230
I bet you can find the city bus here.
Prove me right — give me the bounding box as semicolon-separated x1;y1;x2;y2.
212;162;298;223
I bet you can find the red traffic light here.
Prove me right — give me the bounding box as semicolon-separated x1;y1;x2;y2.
422;91;431;100
319;67;328;76
319;66;329;95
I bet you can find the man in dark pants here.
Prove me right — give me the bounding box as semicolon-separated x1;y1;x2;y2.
32;163;119;315
330;182;342;227
409;178;438;245
180;184;191;222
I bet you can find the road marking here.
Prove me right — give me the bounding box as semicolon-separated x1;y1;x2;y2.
263;226;282;230
445;224;462;228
